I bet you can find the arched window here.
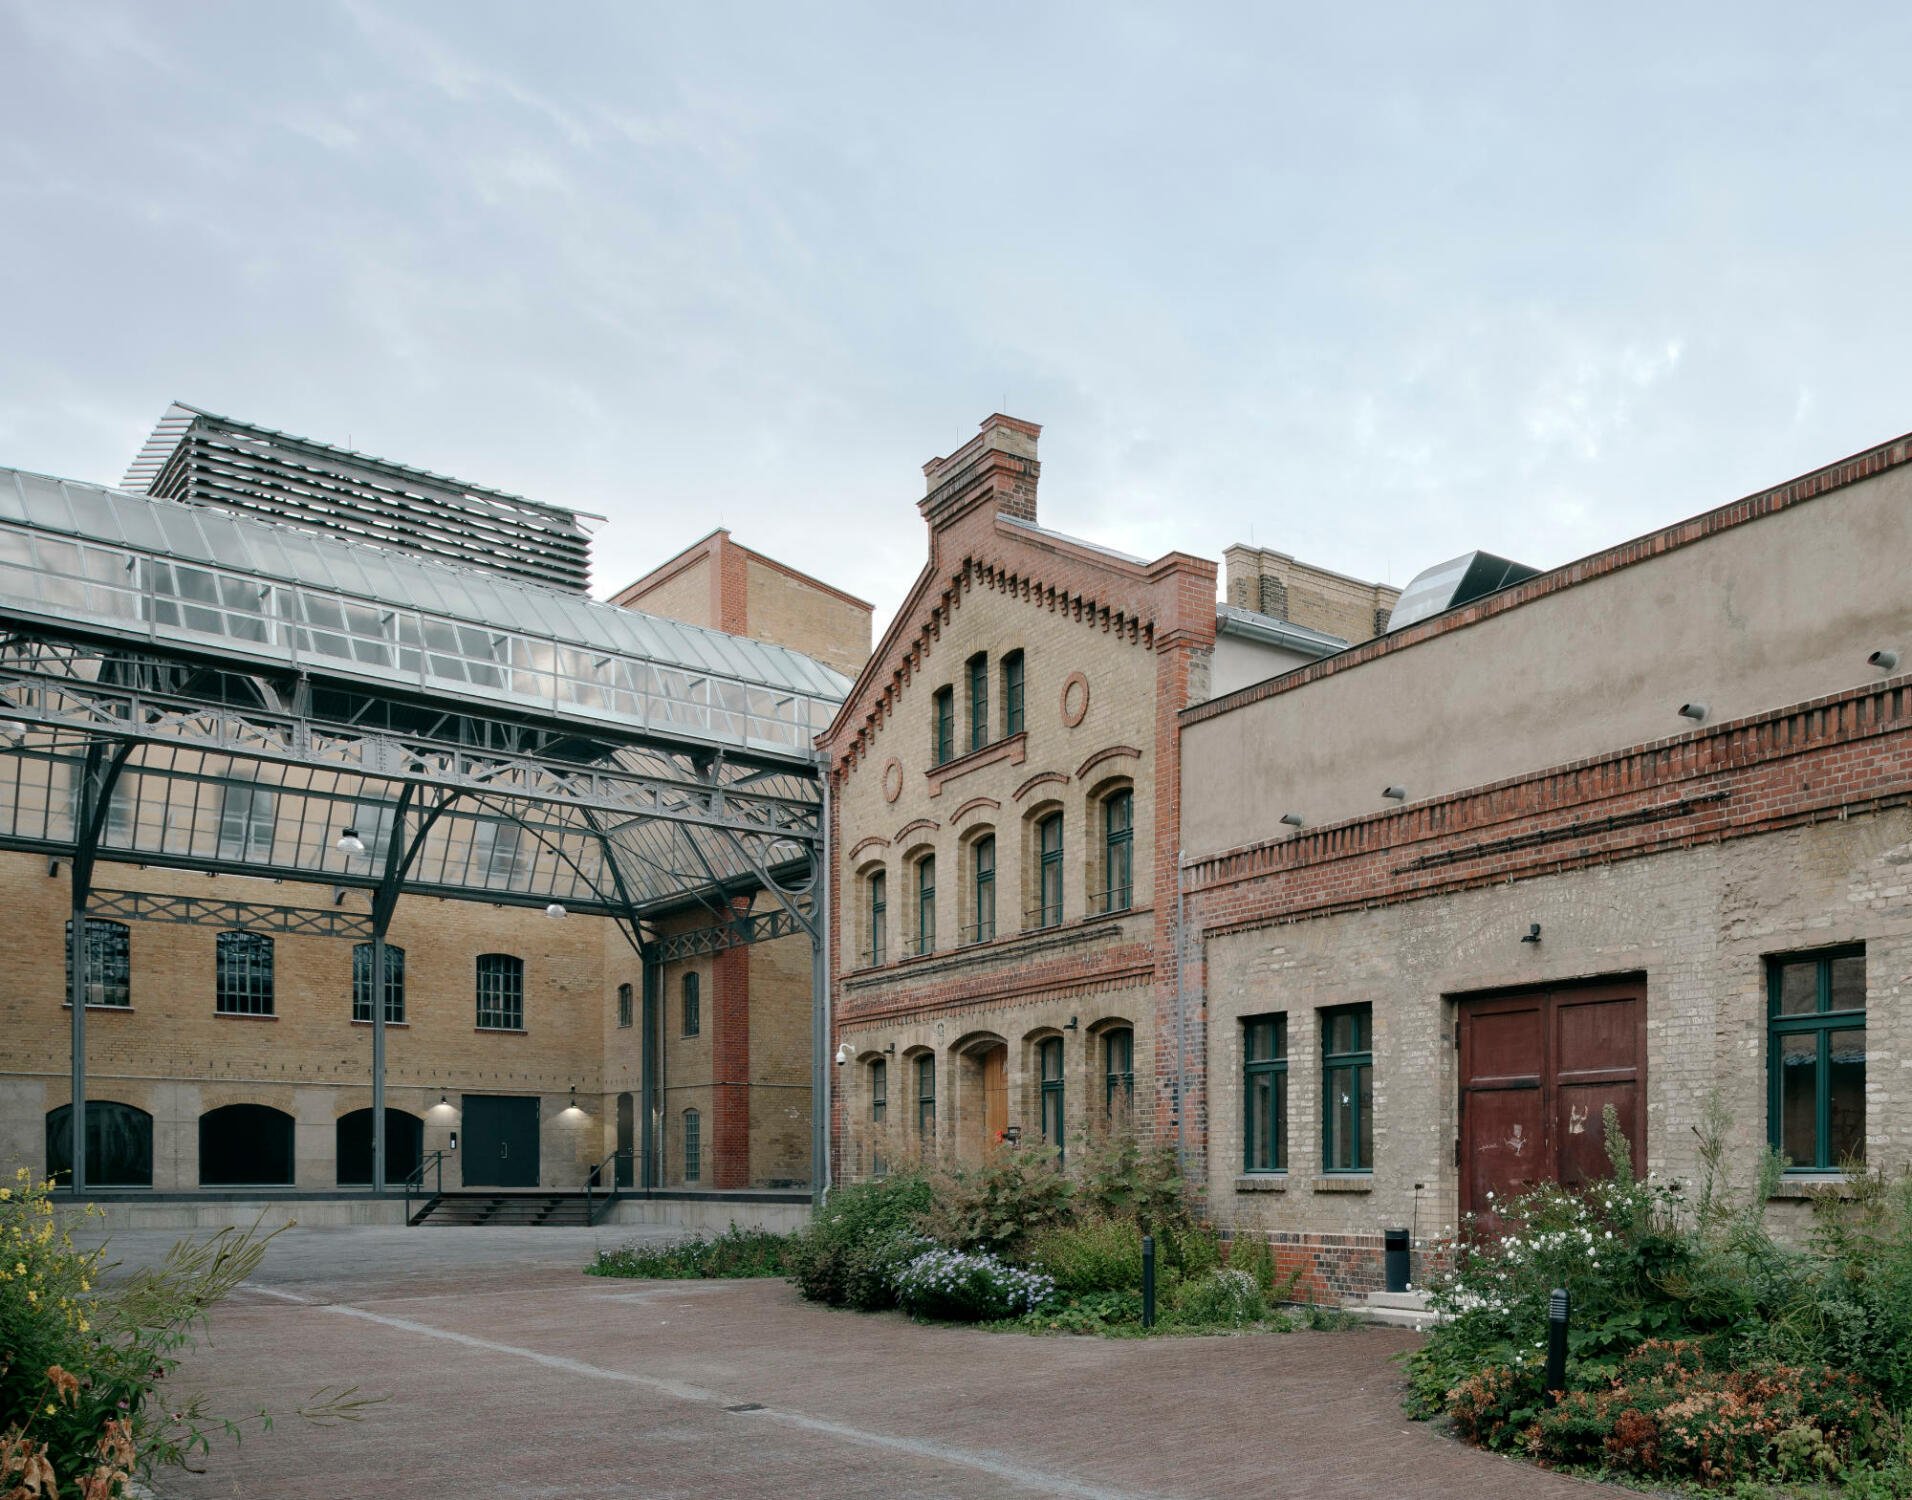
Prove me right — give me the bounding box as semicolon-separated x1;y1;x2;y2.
1035;813;1064;929
915;855;936;956
915;1053;936;1141
866;869;888;965
1001;650;1025;737
616;982;634;1028
682;971;701;1036
215;932;274;1015
682;1108;702;1182
1104;1027;1135;1120
966;652;989;753
869;1057;888;1123
1100;790;1134;914
931;685;955;765
335;1108;424;1185
199;1103;295;1186
476;953;524;1031
1039;1038;1066;1160
351;943;406;1023
45;1101;152;1187
64;918;130;1008
968;834;996;945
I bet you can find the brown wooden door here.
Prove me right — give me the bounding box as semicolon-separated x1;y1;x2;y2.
981;1047;1008;1148
1459;981;1644;1231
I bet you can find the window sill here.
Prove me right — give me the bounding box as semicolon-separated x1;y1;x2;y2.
1312;1175;1373;1194
61;1004;135;1013
926;731;1028;796
1769;1175;1859;1200
350;1019;410;1028
474;1027;527;1035
214;1011;278;1021
1235;1174;1288;1194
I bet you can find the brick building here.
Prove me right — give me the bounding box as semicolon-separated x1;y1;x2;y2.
819;415;1393;1180
0;408;867;1220
1178;432;1912;1298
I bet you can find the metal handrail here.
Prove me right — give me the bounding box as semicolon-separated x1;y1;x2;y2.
402;1149;447;1225
583;1148;631;1226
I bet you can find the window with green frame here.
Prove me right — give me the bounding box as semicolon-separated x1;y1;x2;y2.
1768;947;1866;1172
1103;1027;1134;1119
1244;1014;1287;1172
915;1053;936;1141
932;686;955;765
1321;1004;1372;1172
1100;789;1133;913
682;971;701;1037
969;834;996;944
967;653;989;753
869;1058;887;1123
1001;650;1025;737
915;855;936;955
1035;812;1063;928
1039;1036;1066;1159
867;869;887;965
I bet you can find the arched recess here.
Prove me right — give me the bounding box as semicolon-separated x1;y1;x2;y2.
957;823;998;945
199;1103;295;1186
45;1101;152;1188
1022;1027;1068;1161
950;1030;1010;1163
1087;1016;1138;1130
336;1107;424;1186
1021;800;1066;930
1083;774;1137;915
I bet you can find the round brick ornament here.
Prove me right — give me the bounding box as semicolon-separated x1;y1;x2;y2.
1060;671;1090;728
881;757;904;803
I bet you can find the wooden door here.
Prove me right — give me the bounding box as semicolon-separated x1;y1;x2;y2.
1459;982;1643;1230
981;1047;1008;1149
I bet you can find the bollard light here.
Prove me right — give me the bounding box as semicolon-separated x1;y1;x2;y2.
1544;1287;1571;1405
1141;1233;1157;1330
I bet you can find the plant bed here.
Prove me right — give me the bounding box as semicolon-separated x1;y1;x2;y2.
588;1225;793;1280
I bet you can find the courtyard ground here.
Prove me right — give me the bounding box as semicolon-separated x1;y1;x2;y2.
87;1224;1614;1499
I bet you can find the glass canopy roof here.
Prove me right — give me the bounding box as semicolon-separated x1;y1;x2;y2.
0;466;848;763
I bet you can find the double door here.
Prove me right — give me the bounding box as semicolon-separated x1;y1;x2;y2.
1458;982;1644;1229
462;1094;541;1188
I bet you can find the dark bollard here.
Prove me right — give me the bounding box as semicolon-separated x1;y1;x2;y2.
1544;1287;1570;1405
1141;1234;1156;1328
1383;1227;1411;1293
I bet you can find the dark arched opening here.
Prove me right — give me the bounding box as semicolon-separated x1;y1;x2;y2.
335;1108;424;1186
45;1101;153;1187
198;1103;295;1186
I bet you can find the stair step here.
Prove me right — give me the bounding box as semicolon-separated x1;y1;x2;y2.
1364;1290;1432;1311
411;1193;595;1227
1356;1304;1443;1330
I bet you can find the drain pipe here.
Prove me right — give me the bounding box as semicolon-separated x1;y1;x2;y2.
811;767;833;1207
1174;846;1188;1178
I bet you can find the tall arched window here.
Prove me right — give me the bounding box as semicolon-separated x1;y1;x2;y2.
64;918;130;1008
475;953;524;1031
1104;1027;1135;1120
1100;790;1134;914
1001;650;1025;737
1035;813;1064;928
682;1108;702;1182
351;943;406;1023
915;855;936;956
199;1103;295;1186
45;1101;152;1187
617;982;634;1028
215;932;274;1015
966;652;989;753
915;1054;936;1141
1039;1038;1066;1160
682;971;701;1036
866;870;888;965
969;835;996;944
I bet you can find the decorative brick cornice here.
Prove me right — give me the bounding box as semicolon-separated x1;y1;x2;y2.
1183;427;1912;727
1076;744;1143;780
846;835;891;862
892;817;940;847
1013;770;1070;803
926;731;1026;797
950;796;1001;825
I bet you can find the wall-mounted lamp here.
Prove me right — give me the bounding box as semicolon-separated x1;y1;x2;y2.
47;858;59;878
834;1043;851;1066
884;1042;896;1056
1521;923;1542;944
545;903;568;919
1382;786;1408;802
568;1085;577;1107
332;887;347;906
1064;1016;1079;1032
2;725;24;747
336;827;366;856
1869;649;1900;672
1279;812;1305;829
1677;702;1709;722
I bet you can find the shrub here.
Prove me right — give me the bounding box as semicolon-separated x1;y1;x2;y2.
893;1249;1055;1322
1027;1215;1142;1296
785;1172;934;1310
1168;1268;1265;1328
918;1149;1075;1260
1074;1135;1188;1235
590;1225;790;1280
1019;1290;1143;1333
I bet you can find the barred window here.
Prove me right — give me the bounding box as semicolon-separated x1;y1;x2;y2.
617;982;634;1028
683;1108;702;1182
476;953;525;1031
351;943;406;1024
215;932;275;1016
64;918;130;1008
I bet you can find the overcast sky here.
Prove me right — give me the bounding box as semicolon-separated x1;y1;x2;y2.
4;3;1910;635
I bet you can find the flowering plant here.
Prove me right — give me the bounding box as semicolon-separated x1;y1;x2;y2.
893;1248;1056;1322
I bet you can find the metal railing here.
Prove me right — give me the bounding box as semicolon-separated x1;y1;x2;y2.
1023;903;1065;931
402;1149;447;1226
1087;885;1133;916
584;1148;632;1226
957;918;997;946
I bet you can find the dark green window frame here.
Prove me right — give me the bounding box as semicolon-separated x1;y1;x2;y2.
682;971;701;1037
969;834;996;944
915;1053;936;1140
215;931;275;1016
915;855;936;956
63;917;131;1009
1767;946;1866;1173
1100;790;1133;914
1002;651;1025;737
870;1058;887;1123
1244;1014;1287;1173
1039;1036;1066;1159
967;653;989;753
351;942;406;1024
1321;1004;1372;1173
1104;1027;1134;1118
867;870;887;965
932;686;955;766
475;952;523;1031
1035;813;1063;928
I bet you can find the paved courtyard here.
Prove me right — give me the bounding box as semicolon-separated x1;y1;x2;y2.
87;1224;1613;1499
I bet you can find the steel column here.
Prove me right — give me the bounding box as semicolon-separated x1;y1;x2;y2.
66;740;132;1195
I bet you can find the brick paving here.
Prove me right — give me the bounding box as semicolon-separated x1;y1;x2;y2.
102;1226;1617;1499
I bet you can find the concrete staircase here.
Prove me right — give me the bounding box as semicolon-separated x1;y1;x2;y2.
1352;1289;1443;1331
411;1193;593;1227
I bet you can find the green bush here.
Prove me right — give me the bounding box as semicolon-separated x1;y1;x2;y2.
892;1249;1055;1322
589;1225;790;1280
1027;1214;1143;1295
1168;1268;1265;1328
918;1149;1075;1260
1074;1135;1188;1234
785;1172;934;1310
1018;1289;1144;1333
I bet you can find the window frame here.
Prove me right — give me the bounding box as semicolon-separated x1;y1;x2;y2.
63;917;131;1009
967;652;989;753
1243;1014;1288;1173
1104;1027;1134;1120
867;869;887;966
1001;651;1025;737
870;1057;887;1123
915;1053;936;1141
351;942;407;1024
1321;1004;1373;1174
683;1107;702;1182
1035;812;1064;928
475;952;525;1031
1100;789;1134;914
1039;1036;1066;1159
616;981;634;1029
932;685;955;766
969;834;996;944
682;970;702;1037
1767;945;1866;1174
214;931;275;1016
915;853;936;956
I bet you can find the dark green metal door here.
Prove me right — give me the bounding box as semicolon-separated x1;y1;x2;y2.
462;1094;540;1187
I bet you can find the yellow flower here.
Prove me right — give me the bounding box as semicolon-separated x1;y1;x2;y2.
45;1403;56;1415
0;1187;11;1200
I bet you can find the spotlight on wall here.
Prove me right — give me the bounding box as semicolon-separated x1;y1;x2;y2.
1382;786;1408;802
1521;923;1542;944
884;1042;896;1056
1678;702;1709;722
834;1043;851;1066
47;858;59;878
1869;649;1901;672
1279;812;1305;828
1064;1016;1079;1032
336;826;366;856
544;902;568;919
561;1085;583;1117
2;724;24;747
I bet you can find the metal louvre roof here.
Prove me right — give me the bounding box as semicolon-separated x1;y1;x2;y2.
0;466;848;763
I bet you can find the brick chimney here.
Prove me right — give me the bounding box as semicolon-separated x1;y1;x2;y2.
919;414;1040;533
1223;542;1401;644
